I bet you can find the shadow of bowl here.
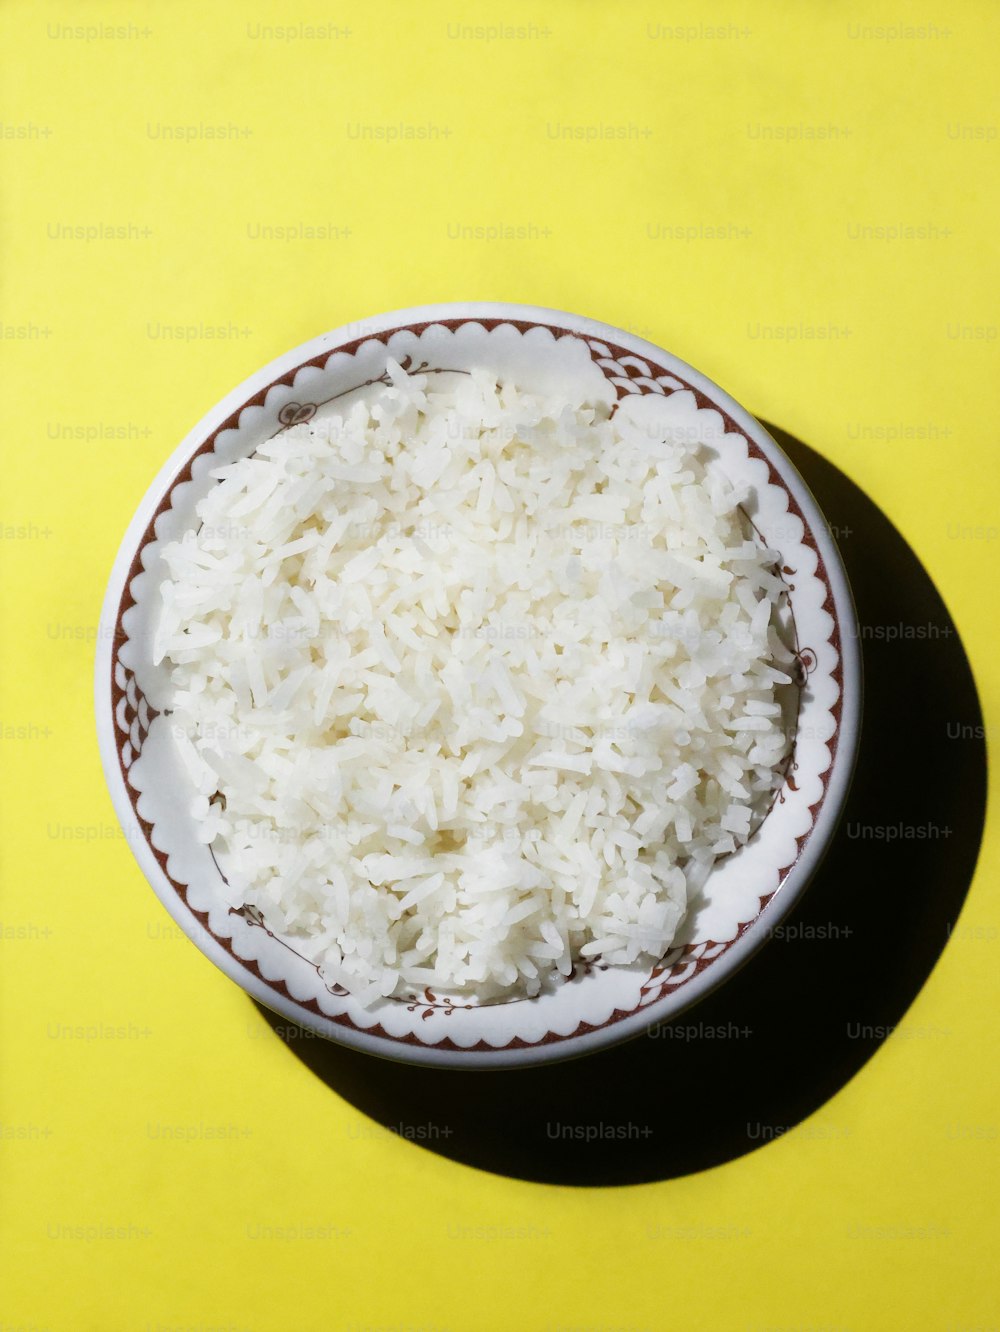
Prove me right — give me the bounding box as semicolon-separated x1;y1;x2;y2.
254;424;986;1185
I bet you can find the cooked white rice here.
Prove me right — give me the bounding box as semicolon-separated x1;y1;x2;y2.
154;361;793;1005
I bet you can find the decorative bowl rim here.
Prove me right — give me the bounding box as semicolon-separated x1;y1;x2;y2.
95;301;862;1068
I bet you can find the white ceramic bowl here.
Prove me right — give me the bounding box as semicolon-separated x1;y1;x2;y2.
96;303;861;1068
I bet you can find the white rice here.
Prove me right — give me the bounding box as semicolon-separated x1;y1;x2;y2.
154;361;794;1005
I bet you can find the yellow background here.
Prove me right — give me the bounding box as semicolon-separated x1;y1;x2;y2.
2;2;998;1329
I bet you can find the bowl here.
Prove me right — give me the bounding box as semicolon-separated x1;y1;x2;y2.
95;302;861;1068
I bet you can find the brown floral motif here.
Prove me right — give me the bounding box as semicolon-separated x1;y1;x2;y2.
273;361;463;437
792;646;817;688
575;959;610;977
405;988;475;1018
395;354;431;374
231;904;350;998
277;402;317;427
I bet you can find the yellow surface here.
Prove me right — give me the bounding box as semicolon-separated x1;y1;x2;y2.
2;2;998;1329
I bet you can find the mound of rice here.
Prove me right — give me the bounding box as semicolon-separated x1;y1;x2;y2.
154;361;793;1004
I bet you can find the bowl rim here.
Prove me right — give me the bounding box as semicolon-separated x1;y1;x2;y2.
95;301;862;1069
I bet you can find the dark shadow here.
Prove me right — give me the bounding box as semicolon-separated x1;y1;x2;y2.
255;425;987;1185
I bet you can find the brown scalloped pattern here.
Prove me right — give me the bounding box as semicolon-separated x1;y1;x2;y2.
113;656;157;771
111;319;843;1050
